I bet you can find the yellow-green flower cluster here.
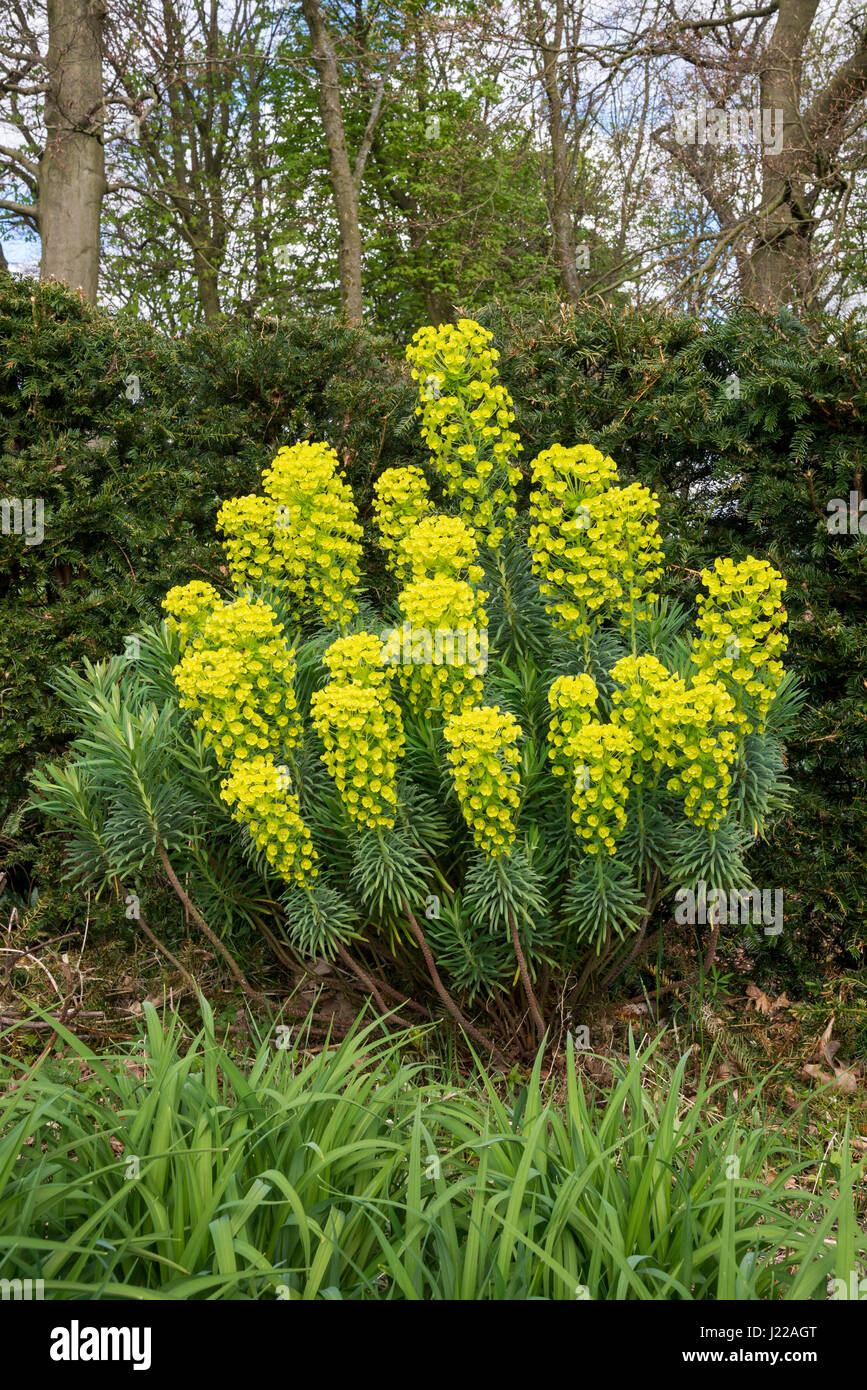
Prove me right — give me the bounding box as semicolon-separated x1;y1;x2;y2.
220;755;317;886
546;674;600;781
373;466;433;579
665;680;739;831
310;633;404;831
216;495;287;591
406;319;522;549
607;483;665;636
262;441;363;627
528;447;663;642
397;575;487;717
529;453;625;638
609;655;687;781
566;722;636;855
690;557;788;736
443;705;522;857
397;514;485;588
529;443;619;505
173;597;301;766
322;631;390;687
163;580;221;648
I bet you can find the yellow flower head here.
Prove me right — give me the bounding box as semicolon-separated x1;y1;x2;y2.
220;755;317;887
547;673;600;780
310;679;404;832
406;319;522;550
262;440;363;628
373;466;434;578
690;557;788;736
163;581;221;647
216;495;287;591
444;704;522;857
609;654;687;783
566;722;636;855
529;458;663;641
397;574;488;717
664;679;739;831
397;514;485;589
173;597;302;765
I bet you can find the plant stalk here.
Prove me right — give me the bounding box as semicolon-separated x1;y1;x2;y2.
404;903;510;1068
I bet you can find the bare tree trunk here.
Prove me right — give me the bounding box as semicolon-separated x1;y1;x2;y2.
742;0;819;309
529;0;581;305
191;241;222;322
39;0;106;300
300;0;364;324
248;43;267;310
655;0;867;313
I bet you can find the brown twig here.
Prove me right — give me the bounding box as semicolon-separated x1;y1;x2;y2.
627;907;722;1007
601;869;660;990
155;840;265;1004
335;942;390;1015
120;880;202;997
509;911;545;1045
404;904;510;1069
335;942;431;1022
367;975;431;1020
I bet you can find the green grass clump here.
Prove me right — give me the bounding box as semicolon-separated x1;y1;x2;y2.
0;1003;863;1299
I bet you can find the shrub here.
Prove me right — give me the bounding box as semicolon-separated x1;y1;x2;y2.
30;320;800;1048
4;280;864;992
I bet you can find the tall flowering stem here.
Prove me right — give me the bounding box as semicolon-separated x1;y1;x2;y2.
406;319;522;549
690;557;788;736
262;441;363;629
443;705;523;858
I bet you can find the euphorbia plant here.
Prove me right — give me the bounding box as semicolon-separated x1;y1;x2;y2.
32;319;799;1054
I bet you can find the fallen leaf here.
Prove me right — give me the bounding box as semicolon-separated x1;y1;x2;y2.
835;1069;858;1094
746;983;774;1014
745;983;793;1015
802;1061;860;1093
818;1016;836;1064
